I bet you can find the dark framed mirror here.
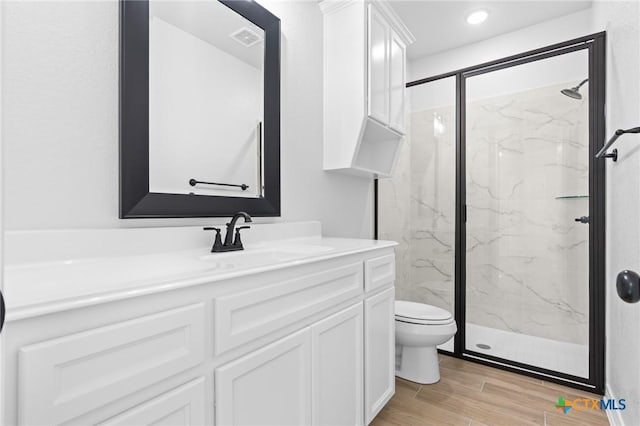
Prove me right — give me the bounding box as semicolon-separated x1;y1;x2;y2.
120;0;280;218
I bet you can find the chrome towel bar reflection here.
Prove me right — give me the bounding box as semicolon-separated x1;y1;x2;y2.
189;179;249;191
595;127;640;161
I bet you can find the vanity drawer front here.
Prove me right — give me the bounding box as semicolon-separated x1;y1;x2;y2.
364;253;395;292
99;378;206;426
214;262;363;354
19;304;205;426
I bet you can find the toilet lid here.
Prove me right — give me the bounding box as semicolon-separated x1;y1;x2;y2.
395;301;453;323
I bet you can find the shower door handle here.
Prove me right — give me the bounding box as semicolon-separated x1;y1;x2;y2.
574;216;589;224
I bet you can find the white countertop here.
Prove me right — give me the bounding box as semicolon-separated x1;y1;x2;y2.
4;235;396;322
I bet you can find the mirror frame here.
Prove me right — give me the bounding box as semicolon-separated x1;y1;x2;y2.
120;0;281;218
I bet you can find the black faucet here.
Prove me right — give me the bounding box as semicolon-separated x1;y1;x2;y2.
204;212;252;252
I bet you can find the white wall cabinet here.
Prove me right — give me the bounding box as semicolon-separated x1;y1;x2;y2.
388;30;406;134
367;5;389;126
4;248;396;425
322;0;414;178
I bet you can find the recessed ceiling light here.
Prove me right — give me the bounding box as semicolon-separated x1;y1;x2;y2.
467;10;488;25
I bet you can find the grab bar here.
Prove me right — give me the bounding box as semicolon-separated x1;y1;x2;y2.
189;179;249;191
595;127;640;161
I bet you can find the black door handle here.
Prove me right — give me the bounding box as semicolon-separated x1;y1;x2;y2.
574;216;589;224
0;290;5;334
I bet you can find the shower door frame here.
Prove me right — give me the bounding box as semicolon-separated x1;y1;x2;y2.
376;32;606;394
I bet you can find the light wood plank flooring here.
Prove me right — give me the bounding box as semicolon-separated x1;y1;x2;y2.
371;355;609;426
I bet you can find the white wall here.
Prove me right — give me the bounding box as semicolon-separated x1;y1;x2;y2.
149;16;262;198
591;2;640;425
1;0;374;238
410;8;594;81
412;50;588;111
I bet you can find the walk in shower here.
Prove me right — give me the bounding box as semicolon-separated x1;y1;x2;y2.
377;33;605;392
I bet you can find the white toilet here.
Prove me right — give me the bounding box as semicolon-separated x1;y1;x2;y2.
395;301;457;384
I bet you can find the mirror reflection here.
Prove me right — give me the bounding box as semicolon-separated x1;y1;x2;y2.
149;0;265;198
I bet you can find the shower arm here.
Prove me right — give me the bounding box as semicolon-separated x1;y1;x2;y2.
575;79;589;90
595;127;640;160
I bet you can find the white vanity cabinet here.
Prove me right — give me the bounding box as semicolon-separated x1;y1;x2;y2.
363;254;396;423
322;0;414;178
215;302;365;426
364;287;395;424
215;328;313;425
2;244;396;426
100;378;207;426
312;303;364;426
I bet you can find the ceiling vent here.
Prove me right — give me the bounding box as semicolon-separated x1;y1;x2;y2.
230;27;262;47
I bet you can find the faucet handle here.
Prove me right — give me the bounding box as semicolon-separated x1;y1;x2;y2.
234;226;251;248
204;227;223;252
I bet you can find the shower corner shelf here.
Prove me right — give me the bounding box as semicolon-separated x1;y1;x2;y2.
555;195;590;199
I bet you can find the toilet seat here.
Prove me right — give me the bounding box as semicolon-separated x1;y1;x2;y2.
395;301;454;325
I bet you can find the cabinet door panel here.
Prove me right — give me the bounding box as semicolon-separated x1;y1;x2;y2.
214;262;362;355
389;31;405;133
19;304;205;425
368;4;389;125
364;253;395;293
311;303;363;426
364;287;395;424
215;329;311;425
99;378;205;426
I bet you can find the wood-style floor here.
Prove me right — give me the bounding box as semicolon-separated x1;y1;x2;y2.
371;355;609;426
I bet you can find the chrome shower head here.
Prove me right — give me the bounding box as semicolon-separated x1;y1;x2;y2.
561;79;588;100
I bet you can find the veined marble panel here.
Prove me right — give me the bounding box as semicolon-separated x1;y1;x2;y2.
466;82;589;345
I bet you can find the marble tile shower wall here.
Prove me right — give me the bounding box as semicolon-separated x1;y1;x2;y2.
379;82;589;345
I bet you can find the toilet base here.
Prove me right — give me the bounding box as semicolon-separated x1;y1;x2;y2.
395;344;440;384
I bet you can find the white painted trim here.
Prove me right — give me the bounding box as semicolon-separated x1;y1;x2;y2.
605;385;624;426
319;0;415;46
318;0;354;16
372;1;415;46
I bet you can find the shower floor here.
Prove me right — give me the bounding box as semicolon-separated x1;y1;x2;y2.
438;323;589;379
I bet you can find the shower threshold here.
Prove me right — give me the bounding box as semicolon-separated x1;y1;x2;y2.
438;323;589;379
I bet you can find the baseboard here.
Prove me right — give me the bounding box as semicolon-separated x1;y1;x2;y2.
605;385;625;426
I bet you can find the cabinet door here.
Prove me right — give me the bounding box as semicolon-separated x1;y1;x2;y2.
388;31;406;134
18;304;205;425
215;329;311;426
364;287;395;424
99;378;205;426
368;4;389;125
311;303;363;426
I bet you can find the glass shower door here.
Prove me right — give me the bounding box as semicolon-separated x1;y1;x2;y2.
464;49;590;378
378;76;457;352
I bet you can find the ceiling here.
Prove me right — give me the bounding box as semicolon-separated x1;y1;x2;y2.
389;1;592;60
150;1;264;69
